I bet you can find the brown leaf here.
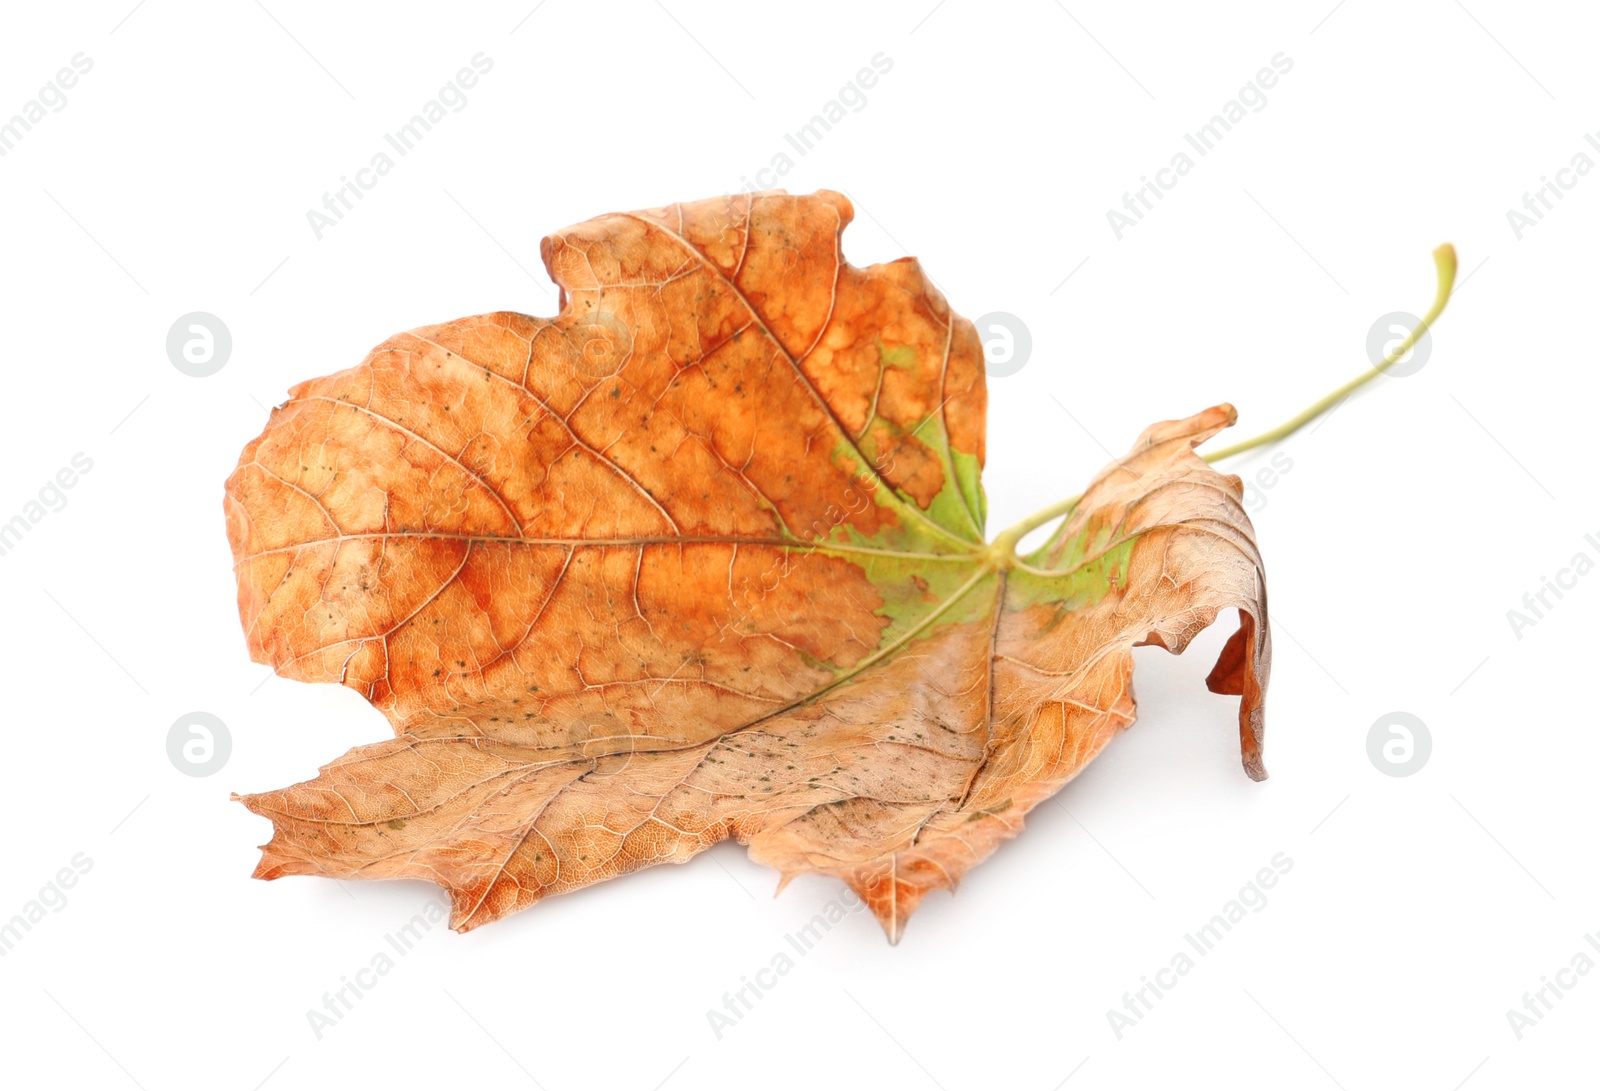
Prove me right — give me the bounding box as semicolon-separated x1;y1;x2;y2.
225;190;1268;942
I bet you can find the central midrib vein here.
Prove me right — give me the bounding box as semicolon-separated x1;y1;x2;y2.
618;207;980;551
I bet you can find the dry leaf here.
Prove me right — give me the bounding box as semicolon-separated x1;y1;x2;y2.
225;190;1268;942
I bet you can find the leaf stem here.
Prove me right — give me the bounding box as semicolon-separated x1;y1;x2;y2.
1201;243;1457;463
987;243;1458;567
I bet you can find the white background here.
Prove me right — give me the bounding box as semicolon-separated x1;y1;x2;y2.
0;1;1592;1088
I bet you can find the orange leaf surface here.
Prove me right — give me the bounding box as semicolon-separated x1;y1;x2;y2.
225;190;1269;942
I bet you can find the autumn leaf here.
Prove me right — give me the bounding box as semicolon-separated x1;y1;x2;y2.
225;189;1273;942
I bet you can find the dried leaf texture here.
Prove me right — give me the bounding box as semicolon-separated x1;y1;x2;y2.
226;190;1269;941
